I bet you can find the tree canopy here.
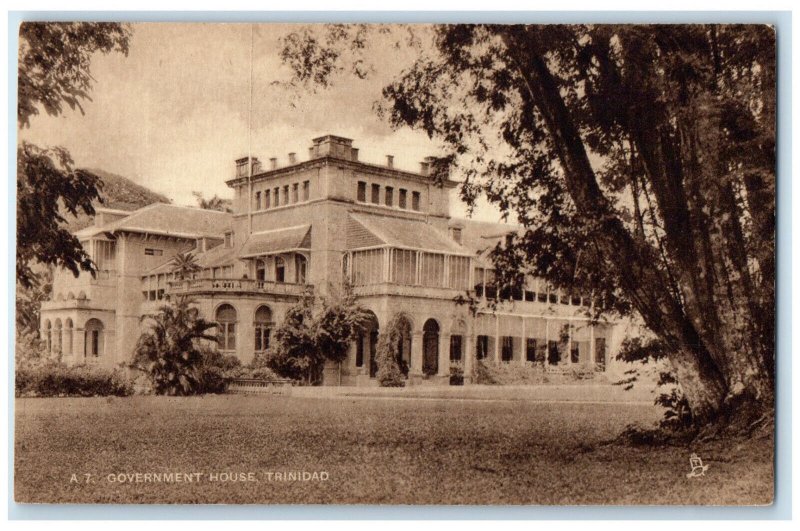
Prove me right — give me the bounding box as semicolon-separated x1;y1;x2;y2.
280;24;775;428
17;22;131;288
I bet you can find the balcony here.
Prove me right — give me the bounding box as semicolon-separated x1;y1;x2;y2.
166;278;311;298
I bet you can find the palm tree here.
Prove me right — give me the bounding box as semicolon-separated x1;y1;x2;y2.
133;296;218;396
192;191;232;213
170;251;200;280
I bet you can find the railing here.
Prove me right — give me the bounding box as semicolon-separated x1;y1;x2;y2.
227;378;294;395
166;278;311;297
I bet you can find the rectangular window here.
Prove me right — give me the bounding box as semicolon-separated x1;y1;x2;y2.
501;336;514;362
351;249;384;286
412;191;421;211
292;183;299;203
595;337;607;367
274;187;280;207
399;189;408;209
390;249;417;285
549;292;558;304
526;338;537;362
450;335;463;362
371;183;380;204
264;189;271;209
451;227;462;244
571;294;582;306
420;253;445;287
303;180;310;201
476;335;490;360
144;248;163;256
284;185;290;204
255;191;261;210
448;256;470;290
538;291;548;303
357;181;367;202
525;290;535;302
385;186;394;207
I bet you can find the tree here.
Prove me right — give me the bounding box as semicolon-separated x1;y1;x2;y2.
133;296;218;395
169;251;201;280
280;24;775;428
264;286;371;384
374;315;407;387
17;22;131;288
193;191;233;213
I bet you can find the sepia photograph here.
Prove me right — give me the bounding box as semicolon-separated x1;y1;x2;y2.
13;18;777;507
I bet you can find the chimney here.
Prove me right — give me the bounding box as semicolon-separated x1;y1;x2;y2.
270;157;277;170
386;155;394;168
351;148;359;161
251;157;261;175
421;156;439;178
311;135;355;159
309;146;319;159
288;152;297;164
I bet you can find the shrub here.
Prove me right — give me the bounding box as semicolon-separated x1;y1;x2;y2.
133;296;218;396
16;362;133;397
374;315;406;387
473;359;500;385
196;346;243;394
449;365;464;386
267;286;372;384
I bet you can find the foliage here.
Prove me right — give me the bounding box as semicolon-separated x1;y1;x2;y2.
132;296;219;396
17;22;131;288
266;287;372;384
16;361;133;397
169;251;201;280
16;267;52;335
265;296;319;383
15;329;49;370
279;24;776;426
17;143;103;288
193;191;233;213
615;335;693;430
449;365;464;386
18;22;131;126
374;314;407;387
194;345;243;394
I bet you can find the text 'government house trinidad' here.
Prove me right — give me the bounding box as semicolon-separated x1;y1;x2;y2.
40;135;630;386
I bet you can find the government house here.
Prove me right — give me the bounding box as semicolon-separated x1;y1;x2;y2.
40;135;623;385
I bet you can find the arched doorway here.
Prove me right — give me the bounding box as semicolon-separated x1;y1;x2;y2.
422;319;440;376
295;254;308;284
84;318;104;359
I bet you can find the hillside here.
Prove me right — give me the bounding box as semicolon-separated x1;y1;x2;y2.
64;168;171;232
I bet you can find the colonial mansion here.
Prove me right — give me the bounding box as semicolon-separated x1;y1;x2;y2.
40;135;623;385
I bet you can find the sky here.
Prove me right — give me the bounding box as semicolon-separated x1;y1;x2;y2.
20;23;507;223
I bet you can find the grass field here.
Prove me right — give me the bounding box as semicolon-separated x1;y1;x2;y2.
14;392;773;505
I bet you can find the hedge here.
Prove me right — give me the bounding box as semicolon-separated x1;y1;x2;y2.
16;363;134;398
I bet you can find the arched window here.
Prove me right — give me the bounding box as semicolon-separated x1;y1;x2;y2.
64;318;74;356
275;256;286;283
295;255;308;284
254;306;273;352
255;259;266;281
43;320;52;354
53;319;63;355
216;304;237;351
84;318;104;358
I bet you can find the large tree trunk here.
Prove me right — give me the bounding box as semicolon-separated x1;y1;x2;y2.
501;27;773;427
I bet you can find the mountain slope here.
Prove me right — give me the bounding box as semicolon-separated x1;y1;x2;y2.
64;168;171;232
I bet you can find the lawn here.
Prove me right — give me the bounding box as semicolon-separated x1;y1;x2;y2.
14;393;773;505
